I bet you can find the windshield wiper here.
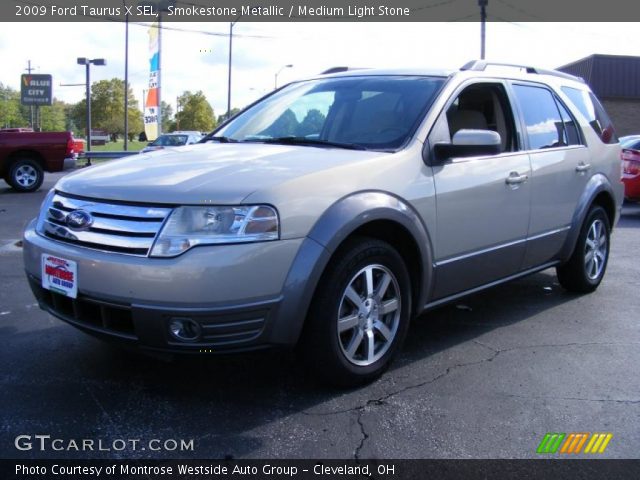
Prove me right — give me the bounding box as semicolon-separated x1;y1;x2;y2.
251;136;368;151
199;134;238;143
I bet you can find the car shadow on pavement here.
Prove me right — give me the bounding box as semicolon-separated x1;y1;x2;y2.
1;267;589;460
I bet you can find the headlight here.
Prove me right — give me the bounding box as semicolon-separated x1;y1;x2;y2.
150;205;279;257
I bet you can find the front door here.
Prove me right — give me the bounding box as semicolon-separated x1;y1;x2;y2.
428;81;532;299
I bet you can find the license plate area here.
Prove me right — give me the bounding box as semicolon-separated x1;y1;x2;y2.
41;254;78;299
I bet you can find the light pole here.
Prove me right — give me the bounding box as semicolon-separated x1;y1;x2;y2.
479;0;488;60
77;57;106;160
227;14;242;121
124;1;129;150
274;64;293;89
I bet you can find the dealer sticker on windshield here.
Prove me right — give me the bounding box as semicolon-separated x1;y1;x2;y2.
41;254;78;299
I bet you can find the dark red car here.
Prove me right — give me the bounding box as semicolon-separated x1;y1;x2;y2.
621;135;640;201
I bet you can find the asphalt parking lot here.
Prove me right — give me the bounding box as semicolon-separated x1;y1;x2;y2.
1;171;639;460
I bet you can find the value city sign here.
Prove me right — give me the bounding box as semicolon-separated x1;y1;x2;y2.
21;74;53;106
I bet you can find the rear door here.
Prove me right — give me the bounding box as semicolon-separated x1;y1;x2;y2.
509;83;591;268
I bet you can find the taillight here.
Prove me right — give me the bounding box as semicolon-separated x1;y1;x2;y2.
622;149;640;175
66;137;75;156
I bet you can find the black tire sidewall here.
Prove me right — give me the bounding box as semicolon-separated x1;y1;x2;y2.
303;238;412;384
9;158;44;192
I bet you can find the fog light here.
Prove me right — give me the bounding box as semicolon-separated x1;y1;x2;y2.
169;317;201;342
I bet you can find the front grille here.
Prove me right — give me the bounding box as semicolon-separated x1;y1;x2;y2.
33;281;137;339
41;192;172;256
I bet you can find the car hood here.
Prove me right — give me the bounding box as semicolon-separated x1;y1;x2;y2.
56;143;385;204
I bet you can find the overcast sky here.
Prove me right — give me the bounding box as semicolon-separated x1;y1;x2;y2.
0;22;638;118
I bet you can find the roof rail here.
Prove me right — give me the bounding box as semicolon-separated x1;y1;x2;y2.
460;60;584;83
320;66;351;74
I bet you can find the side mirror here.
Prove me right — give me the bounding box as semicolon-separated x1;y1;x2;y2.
433;129;501;162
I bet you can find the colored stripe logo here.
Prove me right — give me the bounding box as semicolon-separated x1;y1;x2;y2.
537;433;613;454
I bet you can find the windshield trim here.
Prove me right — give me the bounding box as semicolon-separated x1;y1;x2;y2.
204;74;448;153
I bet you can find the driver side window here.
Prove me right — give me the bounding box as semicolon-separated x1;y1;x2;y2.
431;83;519;154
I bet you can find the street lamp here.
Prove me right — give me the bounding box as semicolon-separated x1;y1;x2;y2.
274;64;293;89
77;57;106;161
227;16;241;121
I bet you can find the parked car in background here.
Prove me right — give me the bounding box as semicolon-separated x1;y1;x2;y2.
620;135;640;201
0;130;76;192
140;132;202;153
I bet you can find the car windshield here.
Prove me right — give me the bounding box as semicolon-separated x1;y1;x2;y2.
213;75;445;151
151;134;188;147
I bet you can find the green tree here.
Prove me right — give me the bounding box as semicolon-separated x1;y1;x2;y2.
70;78;142;140
39;99;68;132
161;101;173;133
0;83;29;128
175;90;215;131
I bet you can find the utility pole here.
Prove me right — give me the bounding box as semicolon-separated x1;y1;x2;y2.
479;0;488;60
227;14;241;121
124;3;129;150
25;60;35;129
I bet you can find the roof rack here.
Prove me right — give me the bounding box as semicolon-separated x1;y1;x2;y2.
320;66;351;74
460;60;584;83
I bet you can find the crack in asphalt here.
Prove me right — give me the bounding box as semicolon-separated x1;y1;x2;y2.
354;408;368;460
498;393;640;404
303;339;640;458
472;339;640;355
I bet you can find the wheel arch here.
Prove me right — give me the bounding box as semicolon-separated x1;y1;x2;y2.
270;191;434;346
559;173;617;262
4;150;46;176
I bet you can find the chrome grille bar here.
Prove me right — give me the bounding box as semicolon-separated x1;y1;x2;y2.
42;192;172;256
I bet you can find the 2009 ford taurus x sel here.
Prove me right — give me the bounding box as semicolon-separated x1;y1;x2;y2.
24;61;623;385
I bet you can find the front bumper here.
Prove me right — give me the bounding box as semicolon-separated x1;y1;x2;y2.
23;220;304;353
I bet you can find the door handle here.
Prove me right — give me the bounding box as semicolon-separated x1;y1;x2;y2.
505;172;528;185
576;162;591;173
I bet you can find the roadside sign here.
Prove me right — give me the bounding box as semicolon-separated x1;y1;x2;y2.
21;74;53;106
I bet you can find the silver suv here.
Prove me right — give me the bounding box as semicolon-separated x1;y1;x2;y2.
24;61;623;385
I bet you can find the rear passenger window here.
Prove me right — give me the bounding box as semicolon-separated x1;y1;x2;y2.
513;85;570;150
561;87;617;144
555;100;582;146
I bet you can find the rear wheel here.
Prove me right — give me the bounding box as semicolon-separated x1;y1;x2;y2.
8;158;44;192
300;237;411;386
557;205;610;293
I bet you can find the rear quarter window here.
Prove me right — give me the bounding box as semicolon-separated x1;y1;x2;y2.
561;87;617;144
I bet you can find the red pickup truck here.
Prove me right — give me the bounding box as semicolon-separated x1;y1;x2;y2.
0;129;76;192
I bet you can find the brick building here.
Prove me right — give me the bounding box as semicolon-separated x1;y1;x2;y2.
558;54;640;137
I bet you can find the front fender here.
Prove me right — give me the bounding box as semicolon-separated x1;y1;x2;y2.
270;191;434;346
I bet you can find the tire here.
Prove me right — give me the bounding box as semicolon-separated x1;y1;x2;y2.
557;205;611;293
300;237;412;387
7;158;44;192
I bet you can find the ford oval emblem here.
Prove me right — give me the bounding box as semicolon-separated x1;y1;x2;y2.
66;210;93;231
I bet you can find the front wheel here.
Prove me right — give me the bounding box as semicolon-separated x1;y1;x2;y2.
557;205;611;293
300;237;412;387
7;158;44;192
